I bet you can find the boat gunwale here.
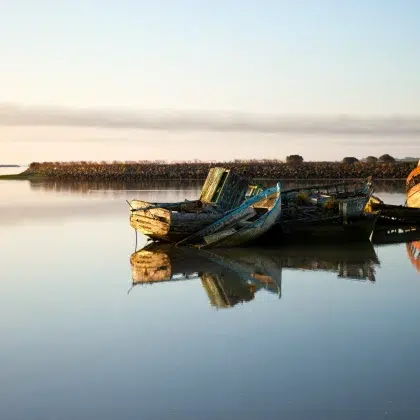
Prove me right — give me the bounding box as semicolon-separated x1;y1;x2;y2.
200;183;282;248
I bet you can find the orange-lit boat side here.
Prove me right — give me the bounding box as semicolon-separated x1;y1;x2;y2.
406;160;420;208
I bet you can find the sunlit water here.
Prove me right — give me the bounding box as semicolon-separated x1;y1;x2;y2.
0;171;419;420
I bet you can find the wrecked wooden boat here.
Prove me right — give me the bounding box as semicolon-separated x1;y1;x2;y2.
258;179;377;243
365;188;420;227
406;160;420;208
284;179;373;197
129;167;250;242
179;183;282;248
129;168;376;245
248;179;374;211
281;179;374;214
363;161;420;225
366;198;420;226
361;162;420;225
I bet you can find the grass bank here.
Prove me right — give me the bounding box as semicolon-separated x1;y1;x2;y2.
0;173;43;180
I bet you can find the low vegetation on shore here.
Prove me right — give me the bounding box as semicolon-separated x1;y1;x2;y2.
3;158;416;181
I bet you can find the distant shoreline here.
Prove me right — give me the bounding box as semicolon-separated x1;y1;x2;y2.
0;174;408;181
0;161;415;182
0;165;20;168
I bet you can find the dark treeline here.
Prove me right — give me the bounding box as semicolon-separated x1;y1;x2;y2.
25;160;417;180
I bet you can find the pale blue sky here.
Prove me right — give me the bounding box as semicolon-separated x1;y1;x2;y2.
1;1;419;162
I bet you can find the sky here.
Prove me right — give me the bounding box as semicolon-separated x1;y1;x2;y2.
1;0;419;163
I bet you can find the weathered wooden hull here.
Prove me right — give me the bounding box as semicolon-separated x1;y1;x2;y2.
407;184;420;208
406;162;420;208
130;200;222;242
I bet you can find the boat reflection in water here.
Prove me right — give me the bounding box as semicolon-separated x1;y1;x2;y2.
371;225;420;274
406;241;420;273
129;242;380;309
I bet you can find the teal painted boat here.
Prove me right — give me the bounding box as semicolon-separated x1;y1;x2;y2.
195;183;282;248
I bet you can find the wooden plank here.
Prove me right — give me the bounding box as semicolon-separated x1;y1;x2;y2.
200;167;250;212
200;167;227;203
131;206;170;222
130;199;203;212
204;228;237;244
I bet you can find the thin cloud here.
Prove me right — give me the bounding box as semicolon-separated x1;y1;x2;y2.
1;104;420;136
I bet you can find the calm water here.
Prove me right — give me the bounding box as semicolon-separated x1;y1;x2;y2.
1;170;420;420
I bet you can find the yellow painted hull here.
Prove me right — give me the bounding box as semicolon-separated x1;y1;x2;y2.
364;195;383;214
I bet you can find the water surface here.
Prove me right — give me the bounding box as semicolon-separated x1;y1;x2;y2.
0;176;419;420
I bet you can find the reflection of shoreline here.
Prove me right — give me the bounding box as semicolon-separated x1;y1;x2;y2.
29;179;407;195
130;242;380;309
29;179;203;196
